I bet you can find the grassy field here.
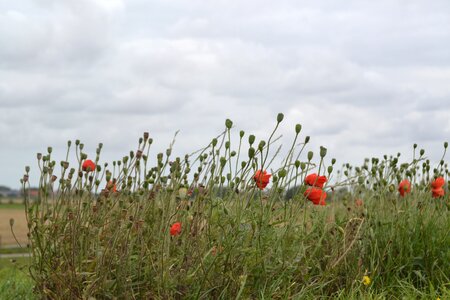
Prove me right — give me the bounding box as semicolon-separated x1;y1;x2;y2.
10;115;450;298
0;204;28;247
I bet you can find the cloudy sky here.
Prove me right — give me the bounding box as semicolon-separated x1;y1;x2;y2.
1;0;449;189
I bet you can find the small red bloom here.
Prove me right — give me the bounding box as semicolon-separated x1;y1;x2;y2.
170;222;182;236
253;170;271;190
82;159;96;172
432;188;445;198
355;199;364;207
304;173;327;188
304;187;327;206
398;179;411;197
106;181;117;193
431;177;445;189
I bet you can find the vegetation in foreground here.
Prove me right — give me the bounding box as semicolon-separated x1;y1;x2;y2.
15;114;450;299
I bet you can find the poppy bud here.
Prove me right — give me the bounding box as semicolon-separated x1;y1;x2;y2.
328;166;333;174
231;151;236;157
225;141;230;149
248;147;255;159
295;124;302;134
241;161;247;168
25;166;30;173
305;136;310;144
212;138;218;147
278;169;287;178
47;147;53;154
37;153;42;160
136;150;143;159
67;140;72;147
79;143;84;150
320;146;327;158
258;140;266;151
331;158;336;165
248;135;255;145
420;149;425;156
276;113;284;123
445;142;448;149
295;160;300;168
139;137;143;144
307;151;313;161
239;130;245;138
225;119;233;129
9;218;14;226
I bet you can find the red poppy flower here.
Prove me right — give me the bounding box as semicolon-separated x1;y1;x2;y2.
355;199;363;207
431;177;445;189
106;181;117;193
253;170;271;190
304;173;327;188
82;159;96;172
398;179;411;197
170;222;182;236
432;188;445;198
304;187;327;206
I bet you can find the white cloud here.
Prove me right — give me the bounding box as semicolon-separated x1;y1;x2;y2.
0;0;449;188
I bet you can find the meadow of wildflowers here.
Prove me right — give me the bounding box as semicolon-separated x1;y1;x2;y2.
17;113;449;299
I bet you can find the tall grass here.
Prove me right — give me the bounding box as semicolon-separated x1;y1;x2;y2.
18;114;449;299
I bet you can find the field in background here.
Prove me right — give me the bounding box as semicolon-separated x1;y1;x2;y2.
0;203;28;247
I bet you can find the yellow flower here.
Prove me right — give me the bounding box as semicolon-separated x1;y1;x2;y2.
362;275;371;286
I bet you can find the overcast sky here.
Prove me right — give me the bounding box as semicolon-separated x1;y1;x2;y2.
1;0;449;189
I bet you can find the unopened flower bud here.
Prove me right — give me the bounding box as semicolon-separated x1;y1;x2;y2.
277;113;284;123
248;147;255;159
320;146;327;158
37;153;42;160
143;132;149;140
248;135;255;145
47;147;53;154
295;124;302;134
225;119;233;129
239;130;245;138
445;142;448;149
305;136;310;144
258;140;266;151
307;151;313;161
